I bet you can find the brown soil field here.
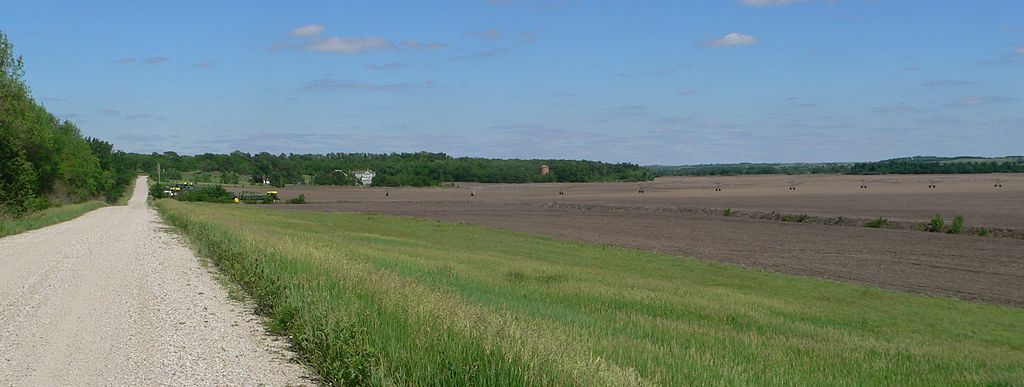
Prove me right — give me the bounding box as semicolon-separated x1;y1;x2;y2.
239;174;1024;306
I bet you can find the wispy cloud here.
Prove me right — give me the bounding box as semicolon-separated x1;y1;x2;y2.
468;29;504;41
899;66;924;72
976;53;1016;65
303;78;409;92
99;108;121;116
923;79;979;87
612;64;689;78
741;0;806;6
612;70;673;77
400;39;449;50
609;105;647;116
142;56;169;65
517;31;542;44
707;32;759;47
1016;47;1024;54
951;96;1012;106
450;47;512;60
126;113;166;120
113;56;169;65
193;62;215;69
871;104;918;113
365;62;406;70
291;24;325;37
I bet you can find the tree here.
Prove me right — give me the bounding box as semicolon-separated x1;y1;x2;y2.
0;31;138;213
0;137;37;216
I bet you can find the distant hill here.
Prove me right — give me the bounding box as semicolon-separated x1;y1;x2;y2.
649;156;1024;176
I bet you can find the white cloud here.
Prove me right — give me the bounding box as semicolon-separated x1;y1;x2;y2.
291;24;325;37
707;32;759;47
741;0;806;6
305;37;395;54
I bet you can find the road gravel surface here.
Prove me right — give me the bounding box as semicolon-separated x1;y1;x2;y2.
0;176;313;385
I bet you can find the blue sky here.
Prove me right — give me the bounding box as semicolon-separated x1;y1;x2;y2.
3;1;1022;164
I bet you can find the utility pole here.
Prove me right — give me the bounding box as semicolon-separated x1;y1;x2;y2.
157;162;161;183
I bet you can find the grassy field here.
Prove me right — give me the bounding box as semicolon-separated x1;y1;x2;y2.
155;200;1024;385
0;201;107;238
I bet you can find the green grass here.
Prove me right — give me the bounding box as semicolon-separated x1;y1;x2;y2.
0;201;107;238
155;200;1024;386
866;216;888;228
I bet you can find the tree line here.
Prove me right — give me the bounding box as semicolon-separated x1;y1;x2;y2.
132;151;654;187
652;157;1024;177
0;32;135;217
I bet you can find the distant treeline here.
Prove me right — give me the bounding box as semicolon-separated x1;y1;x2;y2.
131;151;654;187
0;32;135;217
651;156;1024;176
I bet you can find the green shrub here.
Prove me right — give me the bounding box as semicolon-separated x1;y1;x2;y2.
177;185;233;203
929;214;944;232
978;228;989;237
723;208;732;217
287;194;307;204
781;214;809;223
866;217;887;228
149;185;167;199
949;215;965;235
220;171;240;185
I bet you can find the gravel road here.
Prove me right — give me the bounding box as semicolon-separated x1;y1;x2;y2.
0;177;313;385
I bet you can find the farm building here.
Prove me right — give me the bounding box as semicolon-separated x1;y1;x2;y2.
353;170;376;185
540;164;550;175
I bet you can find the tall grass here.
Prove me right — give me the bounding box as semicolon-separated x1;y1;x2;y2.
155;200;1024;385
113;176;137;206
950;215;965;235
929;214;945;232
0;201;106;238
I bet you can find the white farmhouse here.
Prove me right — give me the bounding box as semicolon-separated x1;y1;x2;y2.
353;170;376;186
